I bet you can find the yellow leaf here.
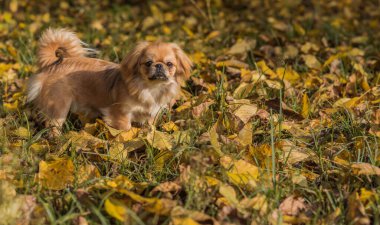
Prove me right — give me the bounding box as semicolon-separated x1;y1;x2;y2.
343;97;362;108
147;128;173;150
91;20;104;30
109;142;128;161
190;52;207;64
284;45;299;59
172;217;200;225
206;30;220;41
301;93;310;118
233;104;258;123
9;0;18;13
162;25;171;35
162;121;179;132
276;67;300;83
117;189;176;215
104;198;127;222
37;158;74;190
361;76;371;91
142;17;157;30
3;100;19;111
293;23;305;36
216;59;249;69
323;53;344;68
154;150;173;171
106;175;148;192
277;140;310;164
12;127;30;139
209;122;222;156
182;25;194;37
114;127;140;142
145;35;158;42
256;60;277;78
205;176;221;186
29;142;49;154
77;164;100;184
238;122;252;146
233;82;255;99
302;54;321;69
220;156;258;187
227;39;256;55
219;184;239;206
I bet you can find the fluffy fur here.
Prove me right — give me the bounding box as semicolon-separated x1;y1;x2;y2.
27;28;192;135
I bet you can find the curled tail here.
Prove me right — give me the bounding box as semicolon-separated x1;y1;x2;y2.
37;28;94;68
27;28;94;102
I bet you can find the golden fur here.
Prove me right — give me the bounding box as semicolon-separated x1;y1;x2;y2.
27;28;192;135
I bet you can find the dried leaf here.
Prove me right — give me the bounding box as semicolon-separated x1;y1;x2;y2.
279;195;306;216
301;93;310;118
37;158;74;190
147;128;173;151
233;104;258;123
351;163;380;176
220;156;258;187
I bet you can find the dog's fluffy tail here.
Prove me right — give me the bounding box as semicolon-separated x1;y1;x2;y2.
37;28;94;68
28;28;95;102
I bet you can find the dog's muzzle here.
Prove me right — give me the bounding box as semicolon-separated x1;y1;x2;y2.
149;64;168;81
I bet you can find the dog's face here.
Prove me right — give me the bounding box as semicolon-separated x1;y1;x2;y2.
122;42;192;84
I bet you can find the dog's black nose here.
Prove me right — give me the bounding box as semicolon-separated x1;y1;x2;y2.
155;64;163;69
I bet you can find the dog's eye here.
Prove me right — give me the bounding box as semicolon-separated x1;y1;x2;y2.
167;62;173;67
145;61;153;67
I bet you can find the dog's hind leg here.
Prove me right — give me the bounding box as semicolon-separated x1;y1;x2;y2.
42;97;72;137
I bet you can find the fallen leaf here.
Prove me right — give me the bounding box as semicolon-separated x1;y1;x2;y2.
114;128;140;142
238;122;252;146
351;163;380;176
346;192;370;225
276;66;300;83
216;59;249;69
227;39;256;55
279;195;306;216
302;54;321;69
233;104;258;123
219;184;239;206
37;158;75;190
147;128;173;150
220;156;258;187
104;198;128;222
301;93;310;118
162;121;179;132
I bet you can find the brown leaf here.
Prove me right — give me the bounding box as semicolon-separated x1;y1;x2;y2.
351;163;380;176
279;195;306;216
233;104;258;123
347;192;370;225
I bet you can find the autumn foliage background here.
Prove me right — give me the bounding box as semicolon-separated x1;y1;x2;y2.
0;0;380;224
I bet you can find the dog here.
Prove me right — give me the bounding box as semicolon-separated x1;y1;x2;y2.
27;28;192;136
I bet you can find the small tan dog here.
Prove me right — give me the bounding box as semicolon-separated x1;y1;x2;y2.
27;28;192;135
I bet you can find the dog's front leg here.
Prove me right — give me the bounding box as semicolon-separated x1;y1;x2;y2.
104;112;132;131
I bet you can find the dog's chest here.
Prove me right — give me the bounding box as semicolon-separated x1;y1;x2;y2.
128;85;175;121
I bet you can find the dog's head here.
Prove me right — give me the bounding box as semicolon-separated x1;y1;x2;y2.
121;42;192;84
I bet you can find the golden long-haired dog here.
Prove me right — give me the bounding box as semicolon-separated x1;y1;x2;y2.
27;28;192;135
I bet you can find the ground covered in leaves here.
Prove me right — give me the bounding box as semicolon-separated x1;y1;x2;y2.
1;0;380;224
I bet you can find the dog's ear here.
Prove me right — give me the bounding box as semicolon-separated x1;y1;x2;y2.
171;43;192;86
122;42;150;76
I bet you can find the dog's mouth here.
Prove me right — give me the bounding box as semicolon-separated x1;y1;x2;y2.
149;72;168;81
